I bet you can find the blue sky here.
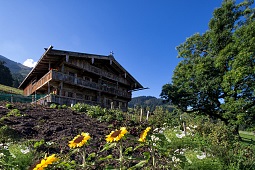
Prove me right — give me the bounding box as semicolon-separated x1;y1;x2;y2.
0;0;230;97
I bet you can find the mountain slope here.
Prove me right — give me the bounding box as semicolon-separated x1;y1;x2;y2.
0;55;31;87
0;55;31;77
128;96;174;112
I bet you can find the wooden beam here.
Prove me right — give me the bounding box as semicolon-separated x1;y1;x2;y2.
66;55;69;62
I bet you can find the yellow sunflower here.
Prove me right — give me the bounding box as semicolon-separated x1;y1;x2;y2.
106;127;128;143
138;127;151;142
68;132;91;148
33;154;58;170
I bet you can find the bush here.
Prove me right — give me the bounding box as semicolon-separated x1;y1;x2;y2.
58;105;62;109
50;103;57;109
184;150;224;170
5;103;13;109
86;105;104;118
149;106;179;127
71;103;89;112
6;143;35;170
61;104;67;109
7;109;21;117
0;125;21;142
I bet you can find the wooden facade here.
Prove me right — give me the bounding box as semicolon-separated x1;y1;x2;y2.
19;46;143;111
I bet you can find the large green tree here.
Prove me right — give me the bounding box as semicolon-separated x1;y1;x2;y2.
161;0;255;132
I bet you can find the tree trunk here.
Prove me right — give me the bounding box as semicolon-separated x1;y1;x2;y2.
233;125;241;140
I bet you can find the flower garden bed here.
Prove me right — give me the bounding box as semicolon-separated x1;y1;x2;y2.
0;101;255;169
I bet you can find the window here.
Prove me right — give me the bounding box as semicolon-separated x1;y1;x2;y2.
62;90;65;96
68;92;73;98
105;98;111;106
84;76;91;81
76;93;83;99
91;96;97;101
69;72;75;77
85;95;90;100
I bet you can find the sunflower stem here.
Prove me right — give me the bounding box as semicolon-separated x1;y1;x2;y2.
151;141;156;169
119;140;123;170
82;147;86;168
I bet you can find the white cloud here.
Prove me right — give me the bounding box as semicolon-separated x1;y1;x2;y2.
23;59;37;68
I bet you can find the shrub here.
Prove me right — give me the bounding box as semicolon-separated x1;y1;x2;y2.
50;103;57;109
184;150;224;170
86;105;104;118
5;103;13;109
71;103;89;112
107;109;124;121
7;109;21;117
6;143;35;170
0;125;21;142
33;139;45;149
149;106;179;127
61;104;67;109
58;105;62;109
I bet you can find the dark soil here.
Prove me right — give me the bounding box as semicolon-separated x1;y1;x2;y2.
0;102;112;152
0;102;148;169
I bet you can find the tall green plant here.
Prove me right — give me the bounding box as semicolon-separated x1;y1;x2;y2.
0;142;35;170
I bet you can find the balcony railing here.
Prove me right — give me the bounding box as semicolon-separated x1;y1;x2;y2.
30;70;131;98
31;71;52;92
68;61;129;85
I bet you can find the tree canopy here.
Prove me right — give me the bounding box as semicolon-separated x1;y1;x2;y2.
161;0;255;130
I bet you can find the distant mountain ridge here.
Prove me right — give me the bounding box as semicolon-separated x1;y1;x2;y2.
0;55;31;87
0;55;31;77
128;96;174;112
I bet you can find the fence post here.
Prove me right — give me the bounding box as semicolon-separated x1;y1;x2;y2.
146;111;150;122
35;92;37;105
140;108;143;122
111;102;114;109
11;94;13;103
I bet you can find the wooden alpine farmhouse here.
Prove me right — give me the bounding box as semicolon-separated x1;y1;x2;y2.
19;46;144;111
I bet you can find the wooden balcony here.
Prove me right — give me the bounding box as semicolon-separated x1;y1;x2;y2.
26;70;131;99
68;61;129;85
23;71;52;96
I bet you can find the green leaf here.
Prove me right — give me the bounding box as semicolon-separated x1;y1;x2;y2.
134;143;145;151
100;143;116;152
70;148;80;154
128;160;147;170
143;151;151;160
99;154;113;161
87;152;96;161
123;146;133;155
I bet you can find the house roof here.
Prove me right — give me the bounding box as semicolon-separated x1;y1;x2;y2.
19;46;144;91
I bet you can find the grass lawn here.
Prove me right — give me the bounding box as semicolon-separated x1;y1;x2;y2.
239;131;255;146
0;84;23;95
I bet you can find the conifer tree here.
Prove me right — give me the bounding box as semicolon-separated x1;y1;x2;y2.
0;61;14;86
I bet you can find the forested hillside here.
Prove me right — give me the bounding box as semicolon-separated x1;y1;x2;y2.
0;55;31;87
128;96;174;112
